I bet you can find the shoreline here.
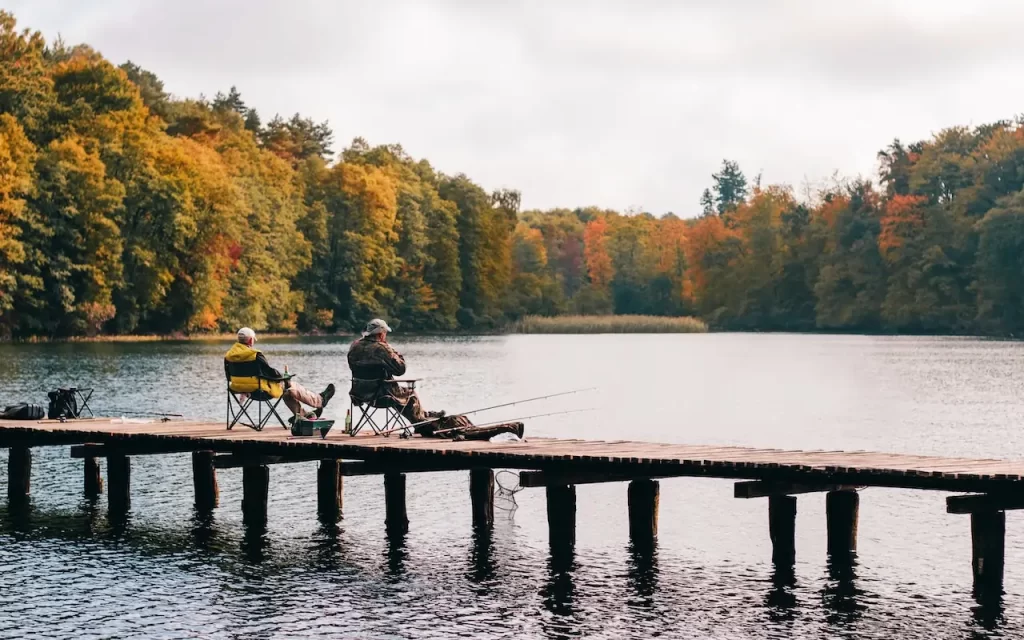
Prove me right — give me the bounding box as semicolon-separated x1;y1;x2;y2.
2;328;1019;344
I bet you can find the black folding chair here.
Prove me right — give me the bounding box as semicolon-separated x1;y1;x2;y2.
226;372;290;431
348;378;418;437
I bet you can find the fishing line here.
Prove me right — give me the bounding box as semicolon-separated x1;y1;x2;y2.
380;387;597;436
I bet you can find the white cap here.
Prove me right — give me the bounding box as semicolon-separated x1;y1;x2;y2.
362;318;393;337
237;327;257;343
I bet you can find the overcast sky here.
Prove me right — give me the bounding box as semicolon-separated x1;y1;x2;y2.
6;0;1024;214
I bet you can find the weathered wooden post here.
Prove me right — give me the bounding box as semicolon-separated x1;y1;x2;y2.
107;454;131;515
470;469;494;529
971;510;1005;589
384;472;409;534
241;464;270;527
627;479;660;541
192;451;219;511
84;456;103;498
826;490;859;554
546;483;577;549
769;495;797;564
317;459;343;522
8;446;31;507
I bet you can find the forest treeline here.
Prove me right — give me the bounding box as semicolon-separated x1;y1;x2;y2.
2;12;1024;338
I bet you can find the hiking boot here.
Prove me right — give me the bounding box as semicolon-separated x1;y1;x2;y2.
316;383;336;417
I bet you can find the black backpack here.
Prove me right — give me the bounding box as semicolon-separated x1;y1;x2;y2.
47;389;79;420
1;403;45;420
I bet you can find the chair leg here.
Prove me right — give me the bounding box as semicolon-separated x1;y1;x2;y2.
267;398;288;429
237;398;260;431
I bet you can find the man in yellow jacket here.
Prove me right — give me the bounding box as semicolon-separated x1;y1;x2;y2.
225;327;335;422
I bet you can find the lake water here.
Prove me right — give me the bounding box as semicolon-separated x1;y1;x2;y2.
2;334;1024;639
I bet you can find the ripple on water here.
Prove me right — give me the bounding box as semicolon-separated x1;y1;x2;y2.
1;335;1024;638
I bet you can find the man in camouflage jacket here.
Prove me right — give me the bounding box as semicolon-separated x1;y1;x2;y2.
347;318;437;424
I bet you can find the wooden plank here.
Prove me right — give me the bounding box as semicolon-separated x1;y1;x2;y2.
947;493;1024;514
7;419;1024;493
734;481;857;499
520;470;651;487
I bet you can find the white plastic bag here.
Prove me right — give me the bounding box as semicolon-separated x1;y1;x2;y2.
489;432;522;443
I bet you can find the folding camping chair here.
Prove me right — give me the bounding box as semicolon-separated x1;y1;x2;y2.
348;378;419;437
226;370;291;431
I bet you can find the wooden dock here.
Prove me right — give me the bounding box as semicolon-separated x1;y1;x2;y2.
3;417;1023;591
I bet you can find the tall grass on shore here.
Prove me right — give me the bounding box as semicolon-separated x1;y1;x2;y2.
513;315;708;334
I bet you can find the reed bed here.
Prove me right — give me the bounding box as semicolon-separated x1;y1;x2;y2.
513;315;708;334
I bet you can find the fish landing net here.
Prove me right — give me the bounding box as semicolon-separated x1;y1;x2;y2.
494;470;523;517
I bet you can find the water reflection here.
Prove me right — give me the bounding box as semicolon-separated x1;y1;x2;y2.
626;539;659;606
384;529;408;579
765;561;798;623
241;522;270;564
822;553;866;627
311;521;344;571
541;543;579;639
970;583;1006;636
468;525;497;584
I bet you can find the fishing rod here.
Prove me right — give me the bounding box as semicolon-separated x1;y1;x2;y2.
431;408;595;436
99;408;184;418
376;387;597;436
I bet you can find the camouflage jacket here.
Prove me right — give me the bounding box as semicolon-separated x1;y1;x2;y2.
347;337;411;403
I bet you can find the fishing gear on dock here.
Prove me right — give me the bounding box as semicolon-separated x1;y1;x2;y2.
378;387;597;437
100;408;184;418
431;408;595;438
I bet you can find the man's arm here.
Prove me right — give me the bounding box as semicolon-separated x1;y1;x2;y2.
378;343;407;377
255;352;284;379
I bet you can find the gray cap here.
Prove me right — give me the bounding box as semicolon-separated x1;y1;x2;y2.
237;327;256;343
362;318;392;337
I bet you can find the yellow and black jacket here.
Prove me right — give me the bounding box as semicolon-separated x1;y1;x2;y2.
224;342;284;398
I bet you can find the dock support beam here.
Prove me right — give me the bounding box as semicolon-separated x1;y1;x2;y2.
7;446;31;507
84;456;103;498
192;451;219;512
470;469;494;529
384;473;409;534
769;495;797;564
241;465;270;527
107;454;131;515
317;459;343;522
826;490;859;554
971;511;1005;590
546;483;577;550
627;479;659;542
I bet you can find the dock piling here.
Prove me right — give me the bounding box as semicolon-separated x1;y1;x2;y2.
84;456;103;497
769;495;797;564
317;459;343;522
384;472;409;534
241;465;270;526
971;510;1005;589
470;469;494;529
546;483;577;550
7;446;31;507
826;490;859;555
192;451;219;511
107;454;131;514
627;479;660;541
